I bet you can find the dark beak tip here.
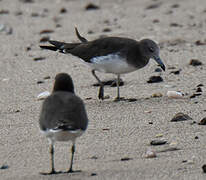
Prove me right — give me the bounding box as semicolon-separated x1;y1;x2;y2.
158;64;166;71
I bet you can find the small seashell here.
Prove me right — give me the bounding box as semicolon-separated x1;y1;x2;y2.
0;24;5;32
187;156;195;164
151;92;163;98
2;78;9;82
169;142;177;146
167;91;184;99
144;110;152;113
198;117;206;125
171;112;192;122
144;149;157;158
155;133;163;138
37;91;50;100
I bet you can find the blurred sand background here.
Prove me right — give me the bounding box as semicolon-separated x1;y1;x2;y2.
0;0;206;179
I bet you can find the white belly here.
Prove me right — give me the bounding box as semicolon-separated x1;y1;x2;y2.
85;53;137;74
41;129;84;142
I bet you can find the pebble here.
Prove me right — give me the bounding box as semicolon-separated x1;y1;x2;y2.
85;97;92;100
197;84;203;87
26;46;31;51
146;2;162;10
171;112;192;122
102;28;111;32
170;69;181;75
0;9;9;14
147;76;163;83
39;36;50;43
91;173;97;176
167;91;184;99
91;156;98;160
196;87;202;92
195;40;206;46
60;8;67;14
202;164;206;173
150;140;167;146
158;147;180;153
126;98;137;102
31;12;39;17
43;76;51;80
154;67;162;72
39;29;54;34
37;80;44;84
0;165;9;170
37;91;50;100
153;19;160;23
85;3;100;10
6;27;12;35
15;11;23;16
189;59;202;66
190;93;201;99
88;30;94;34
33;57;46;61
171;4;180;8
19;0;34;3
170;23;182;27
56;24;61;28
121;157;132;161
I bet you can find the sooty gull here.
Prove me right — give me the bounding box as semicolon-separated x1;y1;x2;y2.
39;73;88;175
40;28;165;101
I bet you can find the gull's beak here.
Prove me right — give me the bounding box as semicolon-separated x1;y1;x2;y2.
153;56;165;71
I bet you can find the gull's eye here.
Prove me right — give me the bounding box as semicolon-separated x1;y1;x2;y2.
149;47;154;52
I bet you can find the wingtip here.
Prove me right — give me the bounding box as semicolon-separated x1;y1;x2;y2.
39;45;58;51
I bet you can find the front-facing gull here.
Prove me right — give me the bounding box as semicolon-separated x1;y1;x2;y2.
40;28;165;101
39;73;88;175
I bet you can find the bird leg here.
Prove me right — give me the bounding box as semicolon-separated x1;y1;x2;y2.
40;143;59;175
50;143;55;173
114;75;124;102
67;143;75;173
116;74;120;99
92;70;104;100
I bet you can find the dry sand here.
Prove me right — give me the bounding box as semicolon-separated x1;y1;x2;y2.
0;0;206;179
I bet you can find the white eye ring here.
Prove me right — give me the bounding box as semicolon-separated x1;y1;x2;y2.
149;47;154;52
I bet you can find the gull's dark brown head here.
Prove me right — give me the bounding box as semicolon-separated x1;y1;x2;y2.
53;73;74;93
139;39;165;71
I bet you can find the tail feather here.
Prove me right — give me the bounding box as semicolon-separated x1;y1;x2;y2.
40;40;81;52
75;27;88;43
39;28;87;52
49;40;66;49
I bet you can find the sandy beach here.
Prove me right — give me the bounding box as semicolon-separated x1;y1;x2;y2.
1;0;206;179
